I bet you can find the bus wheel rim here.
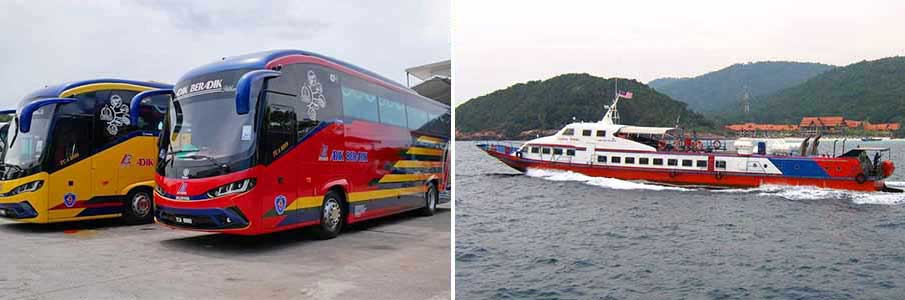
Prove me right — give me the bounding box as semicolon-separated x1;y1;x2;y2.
324;199;341;229
132;193;151;217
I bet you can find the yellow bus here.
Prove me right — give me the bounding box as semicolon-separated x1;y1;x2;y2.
0;79;171;224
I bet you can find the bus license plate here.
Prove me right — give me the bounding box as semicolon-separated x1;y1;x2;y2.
175;217;193;224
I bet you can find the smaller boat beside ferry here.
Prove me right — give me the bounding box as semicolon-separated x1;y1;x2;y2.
478;89;900;192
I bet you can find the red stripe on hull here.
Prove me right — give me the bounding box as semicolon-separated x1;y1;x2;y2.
485;149;885;192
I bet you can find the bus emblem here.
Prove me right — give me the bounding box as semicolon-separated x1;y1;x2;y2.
319;145;329;161
177;182;188;195
274;195;287;215
120;154;132;166
183;168;190;178
63;193;77;208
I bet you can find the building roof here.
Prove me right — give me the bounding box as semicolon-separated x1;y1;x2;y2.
800;116;844;127
405;60;451;81
864;123;901;131
411;76;451;105
843;120;862;128
725;123;798;132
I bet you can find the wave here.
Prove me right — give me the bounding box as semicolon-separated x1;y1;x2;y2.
524;168;692;191
524;169;905;205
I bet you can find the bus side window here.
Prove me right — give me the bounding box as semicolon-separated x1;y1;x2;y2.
50;116;92;170
262;103;297;163
378;95;407;128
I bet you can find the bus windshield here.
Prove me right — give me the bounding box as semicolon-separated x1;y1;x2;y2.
158;69;258;179
2;105;54;180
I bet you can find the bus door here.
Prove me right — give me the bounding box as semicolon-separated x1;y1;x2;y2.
260;96;299;228
46;114;94;220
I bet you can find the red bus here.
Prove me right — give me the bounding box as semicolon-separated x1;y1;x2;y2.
132;50;450;237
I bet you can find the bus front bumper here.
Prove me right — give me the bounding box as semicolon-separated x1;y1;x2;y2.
156;205;249;230
0;201;38;219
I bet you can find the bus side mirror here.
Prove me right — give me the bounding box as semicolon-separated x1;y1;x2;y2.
130;89;174;125
20;98;76;133
235;70;281;115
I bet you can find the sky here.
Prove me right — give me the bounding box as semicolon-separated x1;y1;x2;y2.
454;0;905;105
0;0;449;108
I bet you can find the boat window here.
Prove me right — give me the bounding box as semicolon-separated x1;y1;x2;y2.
542;148;551;154
566;149;576;156
625;157;635;164
696;160;707;168
530;147;539;153
563;128;574;136
582;129;592;136
611;156;621;163
597;155;607;163
682;160;693;167
639;157;649;165
667;159;678;166
716;160;727;169
553;148;563;155
653;158;664;165
596;130;606;137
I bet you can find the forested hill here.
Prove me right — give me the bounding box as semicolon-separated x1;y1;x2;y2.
455;73;713;138
741;56;905;124
648;61;835;114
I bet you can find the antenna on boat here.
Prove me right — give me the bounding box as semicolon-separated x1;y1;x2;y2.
601;78;621;125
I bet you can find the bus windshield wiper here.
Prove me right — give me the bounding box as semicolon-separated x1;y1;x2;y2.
167;149;200;156
0;163;23;179
182;154;230;173
0;163;22;173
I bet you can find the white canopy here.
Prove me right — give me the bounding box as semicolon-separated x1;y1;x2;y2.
616;126;675;135
405;60;451;81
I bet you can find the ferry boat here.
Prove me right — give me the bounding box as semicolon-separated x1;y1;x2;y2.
478;90;900;192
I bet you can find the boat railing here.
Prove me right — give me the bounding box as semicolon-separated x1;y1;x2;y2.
656;138;728;153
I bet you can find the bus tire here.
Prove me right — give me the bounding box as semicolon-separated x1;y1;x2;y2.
313;190;345;240
420;182;439;216
122;188;154;224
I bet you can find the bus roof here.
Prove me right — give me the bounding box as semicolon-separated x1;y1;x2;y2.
178;49;412;93
21;78;172;107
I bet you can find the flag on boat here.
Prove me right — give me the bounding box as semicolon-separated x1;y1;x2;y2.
617;91;633;99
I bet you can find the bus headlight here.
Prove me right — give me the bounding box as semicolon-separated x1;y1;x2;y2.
3;180;44;196
206;178;256;198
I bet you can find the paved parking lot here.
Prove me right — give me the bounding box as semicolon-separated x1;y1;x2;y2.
0;204;450;300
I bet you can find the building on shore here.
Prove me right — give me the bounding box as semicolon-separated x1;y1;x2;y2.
799;116;845;135
726;116;900;137
724;123;799;137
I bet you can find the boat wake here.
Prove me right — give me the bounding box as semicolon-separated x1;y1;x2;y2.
524;168;692;191
524;168;905;205
718;183;905;205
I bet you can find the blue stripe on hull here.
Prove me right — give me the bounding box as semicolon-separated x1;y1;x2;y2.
767;158;830;178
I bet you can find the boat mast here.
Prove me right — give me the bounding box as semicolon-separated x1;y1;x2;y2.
601;78;621;125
